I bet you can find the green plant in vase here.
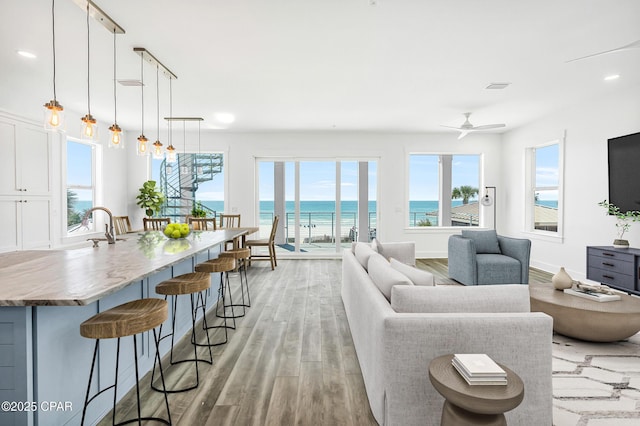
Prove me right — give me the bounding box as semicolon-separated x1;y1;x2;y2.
598;200;640;248
191;201;207;218
136;180;165;217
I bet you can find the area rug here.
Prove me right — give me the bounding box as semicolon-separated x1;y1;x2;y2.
551;331;640;425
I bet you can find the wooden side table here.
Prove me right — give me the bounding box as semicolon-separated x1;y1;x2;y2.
428;354;524;426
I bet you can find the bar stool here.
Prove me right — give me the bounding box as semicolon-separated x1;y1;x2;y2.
80;298;171;426
152;272;213;394
194;256;236;346
219;248;251;316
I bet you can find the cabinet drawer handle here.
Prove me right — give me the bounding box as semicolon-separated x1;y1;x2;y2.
603;253;615;257
603;275;614;280
602;262;615;267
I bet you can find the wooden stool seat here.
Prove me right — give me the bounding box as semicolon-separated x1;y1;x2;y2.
195;257;236;273
80;299;168;340
219;248;251;260
156;272;211;296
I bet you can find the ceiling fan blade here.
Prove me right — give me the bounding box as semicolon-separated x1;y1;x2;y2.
458;131;469;140
566;39;640;63
472;124;505;130
440;125;462;130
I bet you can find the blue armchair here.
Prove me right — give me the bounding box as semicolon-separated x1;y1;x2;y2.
448;230;531;285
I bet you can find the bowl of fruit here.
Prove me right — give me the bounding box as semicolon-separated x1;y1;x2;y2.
163;223;190;239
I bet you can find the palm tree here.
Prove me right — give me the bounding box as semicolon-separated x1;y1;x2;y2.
451;185;479;205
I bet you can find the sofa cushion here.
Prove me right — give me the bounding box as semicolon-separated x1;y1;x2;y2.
389;258;434;286
355;243;377;270
390;284;531;313
368;253;412;301
371;238;384;257
461;230;501;254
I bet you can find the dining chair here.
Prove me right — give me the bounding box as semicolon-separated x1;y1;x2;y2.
188;217;217;231
143;217;171;231
113;216;132;235
246;215;279;270
219;214;241;229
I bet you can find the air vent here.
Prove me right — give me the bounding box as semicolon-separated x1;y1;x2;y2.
486;82;510;90
118;79;143;86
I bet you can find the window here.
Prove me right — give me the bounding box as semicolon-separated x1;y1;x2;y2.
66;139;96;234
528;142;562;234
408;154;480;227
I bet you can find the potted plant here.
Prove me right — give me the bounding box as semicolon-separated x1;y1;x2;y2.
136;180;165;217
598;200;640;248
191;201;208;218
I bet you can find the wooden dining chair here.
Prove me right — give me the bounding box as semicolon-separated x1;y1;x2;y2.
143;217;171;231
219;214;241;229
113;216;132;235
246;215;279;270
188;217;217;231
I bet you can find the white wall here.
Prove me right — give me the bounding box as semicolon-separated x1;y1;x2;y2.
501;85;640;278
142;131;503;258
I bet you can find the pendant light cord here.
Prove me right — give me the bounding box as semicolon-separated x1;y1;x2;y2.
169;77;173;146
156;65;160;140
140;55;144;133
51;0;57;101
86;1;91;115
112;29;117;123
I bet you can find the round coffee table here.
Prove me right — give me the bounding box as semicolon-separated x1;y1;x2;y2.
529;282;640;342
428;354;524;426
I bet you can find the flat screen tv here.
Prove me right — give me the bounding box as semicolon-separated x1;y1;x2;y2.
608;131;640;213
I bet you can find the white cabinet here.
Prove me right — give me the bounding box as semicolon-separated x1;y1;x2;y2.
0;198;51;252
0;121;51;196
0;117;52;252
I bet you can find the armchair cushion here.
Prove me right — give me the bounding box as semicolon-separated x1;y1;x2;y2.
390;258;435;286
461;229;501;254
476;254;522;284
368;253;412;300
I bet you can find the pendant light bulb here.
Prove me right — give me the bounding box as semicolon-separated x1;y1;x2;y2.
109;124;122;148
44;0;65;132
165;144;176;162
137;135;148;155
81;114;98;141
153;140;165;159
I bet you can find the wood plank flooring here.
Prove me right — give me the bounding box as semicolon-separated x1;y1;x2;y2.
98;258;552;426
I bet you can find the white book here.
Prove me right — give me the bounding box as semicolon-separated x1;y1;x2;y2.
451;358;506;381
453;354;506;377
452;360;507;386
564;288;621;302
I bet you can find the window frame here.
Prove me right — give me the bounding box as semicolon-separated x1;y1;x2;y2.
64;136;100;237
407;152;483;229
525;138;565;240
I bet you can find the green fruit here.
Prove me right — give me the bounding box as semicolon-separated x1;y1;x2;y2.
163;227;173;237
171;230;181;239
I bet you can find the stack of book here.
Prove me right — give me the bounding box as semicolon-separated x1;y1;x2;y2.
452;354;507;386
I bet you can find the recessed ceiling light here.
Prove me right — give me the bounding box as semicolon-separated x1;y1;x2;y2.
214;112;235;124
486;82;510;90
604;74;620;81
16;50;37;59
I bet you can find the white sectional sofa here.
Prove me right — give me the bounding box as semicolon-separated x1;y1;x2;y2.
341;241;553;426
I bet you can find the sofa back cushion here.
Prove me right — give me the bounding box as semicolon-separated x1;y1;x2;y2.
461;229;501;254
354;242;377;270
389;258;435;286
390;284;531;313
368;253;412;301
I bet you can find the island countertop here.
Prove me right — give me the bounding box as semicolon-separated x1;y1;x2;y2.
0;229;244;306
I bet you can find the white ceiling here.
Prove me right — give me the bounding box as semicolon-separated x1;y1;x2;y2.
1;0;639;134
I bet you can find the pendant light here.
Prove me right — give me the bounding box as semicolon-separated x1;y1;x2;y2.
80;1;97;141
180;120;189;175
197;120;203;175
136;53;148;155
152;65;165;160
164;77;177;163
108;28;122;148
43;0;64;131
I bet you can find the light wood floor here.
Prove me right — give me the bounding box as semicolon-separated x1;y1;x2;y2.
99;259;553;425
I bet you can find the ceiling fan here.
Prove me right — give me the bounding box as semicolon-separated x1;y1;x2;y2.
441;113;505;139
566;39;640;63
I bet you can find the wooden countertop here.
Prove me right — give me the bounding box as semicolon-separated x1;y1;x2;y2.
0;229;245;307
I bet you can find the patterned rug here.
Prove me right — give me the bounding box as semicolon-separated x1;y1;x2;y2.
551;331;640;425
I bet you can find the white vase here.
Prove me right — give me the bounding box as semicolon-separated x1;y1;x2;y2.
552;267;573;291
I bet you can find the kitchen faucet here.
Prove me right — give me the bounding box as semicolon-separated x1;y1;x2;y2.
83;207;116;244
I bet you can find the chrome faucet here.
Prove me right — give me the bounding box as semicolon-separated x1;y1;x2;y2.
83;207;116;244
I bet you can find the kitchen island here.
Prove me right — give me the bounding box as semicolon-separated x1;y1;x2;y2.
0;230;244;426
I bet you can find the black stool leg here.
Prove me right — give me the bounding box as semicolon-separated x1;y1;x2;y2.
81;340;100;426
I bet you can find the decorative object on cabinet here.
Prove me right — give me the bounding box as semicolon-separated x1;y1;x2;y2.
136;180;165;217
598;200;640;248
43;0;64;132
552;266;573;290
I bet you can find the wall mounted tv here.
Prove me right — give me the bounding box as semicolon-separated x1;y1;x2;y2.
608;131;640;213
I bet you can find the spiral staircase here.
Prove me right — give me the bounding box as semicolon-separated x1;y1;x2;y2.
159;153;223;222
